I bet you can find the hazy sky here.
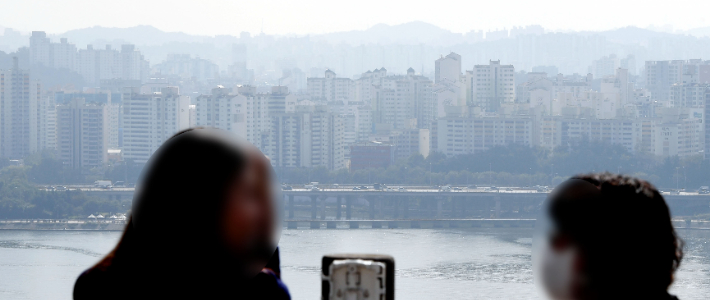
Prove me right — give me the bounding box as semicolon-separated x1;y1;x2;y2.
1;0;708;35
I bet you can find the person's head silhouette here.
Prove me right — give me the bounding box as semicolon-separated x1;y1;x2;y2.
74;128;286;299
536;173;683;300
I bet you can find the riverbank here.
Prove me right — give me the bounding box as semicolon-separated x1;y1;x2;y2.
0;220;126;231
2;219;710;231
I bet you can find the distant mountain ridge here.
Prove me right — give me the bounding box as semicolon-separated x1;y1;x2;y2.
44;22;706;49
59;25;207;47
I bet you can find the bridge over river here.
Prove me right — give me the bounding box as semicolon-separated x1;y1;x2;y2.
62;186;710;227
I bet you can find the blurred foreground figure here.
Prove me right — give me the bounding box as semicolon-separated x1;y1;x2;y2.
73;128;289;299
535;173;683;300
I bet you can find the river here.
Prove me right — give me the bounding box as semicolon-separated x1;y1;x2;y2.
0;228;708;299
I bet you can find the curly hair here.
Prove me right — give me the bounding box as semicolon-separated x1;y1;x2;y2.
548;172;683;298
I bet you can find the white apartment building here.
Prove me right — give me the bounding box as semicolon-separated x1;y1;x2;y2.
356;104;373;142
37;95;57;151
670;83;709;108
590;54;619;78
194;86;247;138
0;58;39;159
122;87;190;164
56;98;110;169
76;44;147;85
266;105;345;170
536;117;640;153
649;108;705;157
307;69;355;102
154;54;219;81
645;60;686;103
372;68;432;130
436;115;533;157
29;31;51;67
355;68;388;103
466;60;516;112
30;32;148;84
195;85;296;151
435;52;462;84
53;38;77;71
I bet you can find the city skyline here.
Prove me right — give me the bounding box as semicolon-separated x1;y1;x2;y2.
1;0;709;36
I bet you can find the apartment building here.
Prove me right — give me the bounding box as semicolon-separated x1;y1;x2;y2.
436;115;533;157
435;52;462;84
266;105;345;170
307;69;355;102
0;58;40;159
466;60;516;112
121;87;190;164
56;98;110;169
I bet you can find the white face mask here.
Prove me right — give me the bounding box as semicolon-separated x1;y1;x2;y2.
539;238;577;300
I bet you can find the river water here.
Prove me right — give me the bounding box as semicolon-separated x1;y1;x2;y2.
0;228;708;300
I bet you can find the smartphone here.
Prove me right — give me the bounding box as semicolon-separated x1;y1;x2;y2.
321;254;395;300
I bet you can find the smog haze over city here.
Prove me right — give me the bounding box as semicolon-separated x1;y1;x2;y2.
1;1;710;299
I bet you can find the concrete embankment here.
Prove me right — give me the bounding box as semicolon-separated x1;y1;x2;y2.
2;219;710;231
0;221;126;231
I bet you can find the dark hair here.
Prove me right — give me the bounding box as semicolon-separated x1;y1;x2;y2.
75;127;271;299
548;173;683;298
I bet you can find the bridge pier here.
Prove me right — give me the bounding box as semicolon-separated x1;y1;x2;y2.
287;221;297;229
495;196;500;219
346;197;352;220
462;197;468;218
393;198;400;219
436;197;443;218
378;197;383;219
336;197;342;220
403;198;409;218
311;196;317;219
288;196;294;219
320;197;326;220
450;196;456;218
369;199;375;219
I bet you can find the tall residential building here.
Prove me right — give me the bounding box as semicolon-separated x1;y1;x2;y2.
29;31;51;67
670;83;709;108
371;68;432;130
76;44;148;85
37;95;57;151
194;86;248;138
0;58;39;159
54;90;120;148
52;38;77;70
56;98;110;170
590;54;619;78
122;87;190;164
266;105;345;170
355;68;388;103
434;52;462;84
154;54;219;81
620;55;637;76
230;43;249;80
635;108;705;158
195;86;297;151
307;69;355;102
467;60;516;112
238;86;296;150
645;60;686;103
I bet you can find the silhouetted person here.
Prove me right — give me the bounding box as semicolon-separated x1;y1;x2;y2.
73;128;290;299
536;173;683;300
